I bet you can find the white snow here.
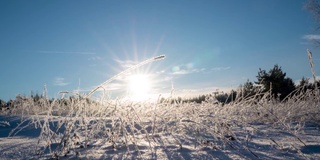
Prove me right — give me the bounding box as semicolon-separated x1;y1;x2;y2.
1;96;320;160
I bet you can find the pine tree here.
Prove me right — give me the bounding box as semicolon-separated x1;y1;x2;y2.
256;64;296;100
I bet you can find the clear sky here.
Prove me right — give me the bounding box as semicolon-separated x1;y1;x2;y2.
1;0;319;101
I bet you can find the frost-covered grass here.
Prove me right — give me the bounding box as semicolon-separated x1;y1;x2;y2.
1;54;320;159
1;88;320;159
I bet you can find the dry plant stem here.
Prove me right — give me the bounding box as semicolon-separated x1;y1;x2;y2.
307;49;317;89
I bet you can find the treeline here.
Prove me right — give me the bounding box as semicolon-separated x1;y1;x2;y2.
0;92;53;111
0;92;95;112
160;91;237;104
166;64;320;104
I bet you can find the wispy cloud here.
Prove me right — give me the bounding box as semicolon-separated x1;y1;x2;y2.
171;63;206;75
302;34;320;40
88;56;102;61
53;77;70;86
172;68;206;75
172;69;190;75
114;59;138;68
211;66;231;71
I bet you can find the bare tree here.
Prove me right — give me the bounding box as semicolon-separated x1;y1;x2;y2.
305;0;320;45
305;0;320;23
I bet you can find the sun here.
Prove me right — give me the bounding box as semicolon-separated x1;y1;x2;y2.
127;74;152;101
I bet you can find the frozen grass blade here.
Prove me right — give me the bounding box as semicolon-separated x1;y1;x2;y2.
85;55;166;98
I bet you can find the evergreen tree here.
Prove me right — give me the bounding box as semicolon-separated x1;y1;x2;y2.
239;80;257;98
298;77;310;88
297;77;311;91
215;90;237;104
256;64;296;100
297;76;320;91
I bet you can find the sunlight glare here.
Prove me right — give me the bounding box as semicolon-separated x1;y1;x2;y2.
127;74;152;101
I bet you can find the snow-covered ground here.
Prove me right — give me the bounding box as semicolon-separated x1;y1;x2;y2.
1;118;320;160
1;112;320;159
1;93;320;160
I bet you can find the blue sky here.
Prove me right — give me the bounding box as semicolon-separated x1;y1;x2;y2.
0;0;319;101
